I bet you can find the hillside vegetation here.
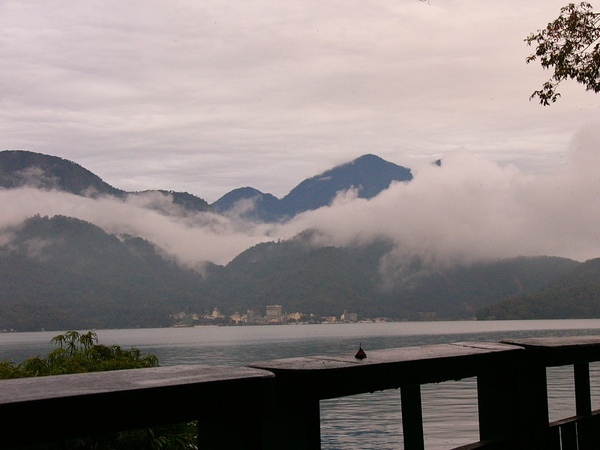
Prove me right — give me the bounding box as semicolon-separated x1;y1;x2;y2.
0;149;596;329
476;258;600;319
207;237;579;320
0;215;212;330
0;215;583;330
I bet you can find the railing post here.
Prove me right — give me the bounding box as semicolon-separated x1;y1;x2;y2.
401;384;424;450
574;362;594;450
574;362;591;416
516;366;550;450
197;402;269;450
477;370;519;446
198;411;263;450
261;395;321;450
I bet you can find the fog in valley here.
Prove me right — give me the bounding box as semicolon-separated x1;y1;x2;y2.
1;124;599;271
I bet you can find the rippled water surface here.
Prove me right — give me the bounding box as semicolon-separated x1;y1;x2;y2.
2;320;600;449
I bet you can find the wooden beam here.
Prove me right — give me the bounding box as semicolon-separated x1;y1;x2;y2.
0;365;274;448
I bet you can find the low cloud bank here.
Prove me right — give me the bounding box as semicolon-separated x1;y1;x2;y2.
1;125;599;268
296;124;600;265
0;188;276;266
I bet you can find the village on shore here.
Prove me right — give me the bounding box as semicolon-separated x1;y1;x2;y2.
171;305;391;327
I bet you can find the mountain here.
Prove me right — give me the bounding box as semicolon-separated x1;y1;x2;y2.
279;154;412;218
211;154;413;221
0;150;211;214
0;214;582;330
203;235;579;320
203;237;388;318
211;187;281;222
130;190;211;214
0;149;591;329
476;258;600;319
2;150;411;221
0;215;212;331
0;150;125;197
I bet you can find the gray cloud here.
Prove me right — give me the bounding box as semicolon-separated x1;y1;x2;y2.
0;188;278;266
283;125;600;265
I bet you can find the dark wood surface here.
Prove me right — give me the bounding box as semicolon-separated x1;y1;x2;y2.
0;365;274;448
502;336;600;366
251;342;521;370
250;342;524;399
0;364;273;403
502;336;600;348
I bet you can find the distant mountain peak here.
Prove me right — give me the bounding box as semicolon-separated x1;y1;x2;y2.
0;150;124;197
212;187;281;222
351;153;385;163
2;150;413;223
211;154;413;222
279;154;412;217
0;150;211;214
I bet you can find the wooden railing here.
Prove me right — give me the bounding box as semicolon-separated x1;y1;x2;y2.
1;336;600;449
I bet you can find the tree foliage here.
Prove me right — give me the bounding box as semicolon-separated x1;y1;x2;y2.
476;257;600;320
526;2;600;105
0;215;213;331
0;331;159;378
0;331;196;449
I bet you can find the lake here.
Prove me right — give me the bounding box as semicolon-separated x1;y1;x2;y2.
2;320;600;449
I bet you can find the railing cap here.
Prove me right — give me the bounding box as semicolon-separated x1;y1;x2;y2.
250;342;522;372
501;336;600;348
0;364;274;404
249;342;523;398
502;335;600;366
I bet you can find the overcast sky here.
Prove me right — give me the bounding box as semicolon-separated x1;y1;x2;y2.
2;1;600;268
2;0;599;203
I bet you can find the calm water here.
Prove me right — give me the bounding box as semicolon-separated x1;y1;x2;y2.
2;320;600;449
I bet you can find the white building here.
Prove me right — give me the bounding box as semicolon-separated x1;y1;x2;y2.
341;311;358;322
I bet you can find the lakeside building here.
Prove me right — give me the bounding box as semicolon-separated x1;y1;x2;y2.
230;312;243;324
172;307;363;327
341;311;358;322
287;312;303;322
265;305;283;323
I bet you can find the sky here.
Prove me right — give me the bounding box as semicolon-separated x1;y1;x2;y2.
2;0;599;201
2;0;600;268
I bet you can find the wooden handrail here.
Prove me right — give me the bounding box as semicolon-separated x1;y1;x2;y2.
0;365;275;448
1;336;600;449
250;341;524;449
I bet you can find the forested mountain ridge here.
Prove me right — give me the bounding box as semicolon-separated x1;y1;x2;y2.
0;150;212;213
0;150;125;197
206;238;580;319
476;258;600;319
1;150;596;330
1;150;411;221
0;215;212;331
211;187;282;222
0;215;583;331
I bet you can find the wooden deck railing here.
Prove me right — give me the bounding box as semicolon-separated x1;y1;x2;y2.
1;336;600;449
